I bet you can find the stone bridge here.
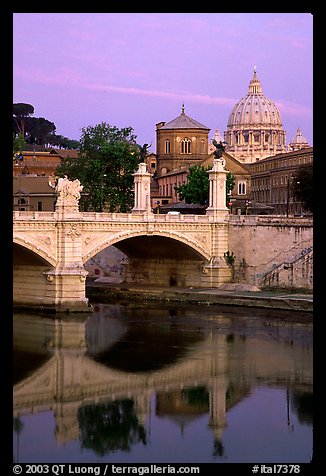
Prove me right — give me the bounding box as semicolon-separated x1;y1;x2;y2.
13;160;232;311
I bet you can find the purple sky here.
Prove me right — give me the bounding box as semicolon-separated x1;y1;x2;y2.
13;13;313;152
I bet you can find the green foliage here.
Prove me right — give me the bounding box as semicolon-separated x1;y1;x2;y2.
55;122;142;212
176;165;210;205
176;165;236;207
47;134;80;149
13;102;79;149
224;250;235;266
292;163;313;213
13;133;28;154
226;172;236;205
13;103;34;137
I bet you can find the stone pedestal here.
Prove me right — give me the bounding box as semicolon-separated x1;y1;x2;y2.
132;163;153;214
206;158;229;217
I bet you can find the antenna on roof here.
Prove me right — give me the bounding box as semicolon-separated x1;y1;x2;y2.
181;103;185;114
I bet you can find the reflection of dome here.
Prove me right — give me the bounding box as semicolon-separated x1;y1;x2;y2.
289;127;309;151
224;68;287;163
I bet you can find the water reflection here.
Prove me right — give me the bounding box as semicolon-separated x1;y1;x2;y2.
13;303;313;463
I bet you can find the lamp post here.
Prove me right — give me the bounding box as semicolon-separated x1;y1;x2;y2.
14;152;24;211
100;174;107;212
286;174;293;218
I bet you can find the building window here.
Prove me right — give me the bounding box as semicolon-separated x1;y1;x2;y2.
254;133;260;143
37;201;42;211
200;139;205;153
165;140;170;154
238;181;246;195
181;138;191;154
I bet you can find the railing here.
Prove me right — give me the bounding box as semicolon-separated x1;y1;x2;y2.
13;210;227;223
13;211;313;225
254;246;313;286
229;214;313;226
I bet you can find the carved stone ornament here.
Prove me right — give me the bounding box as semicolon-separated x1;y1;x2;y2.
56;176;83;201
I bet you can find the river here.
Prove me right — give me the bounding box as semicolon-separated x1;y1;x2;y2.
13;301;313;464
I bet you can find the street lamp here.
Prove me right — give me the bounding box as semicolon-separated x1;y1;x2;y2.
14;152;24;211
286;174;293;217
100;174;107;212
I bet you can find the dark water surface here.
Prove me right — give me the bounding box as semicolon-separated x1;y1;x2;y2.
13;302;313;463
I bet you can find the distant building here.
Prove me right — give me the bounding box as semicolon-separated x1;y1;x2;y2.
155;105;210;176
12;148;79;211
147;107;252;212
288;127;310;151
13;175;56;211
249;147;313;215
13;148;78;178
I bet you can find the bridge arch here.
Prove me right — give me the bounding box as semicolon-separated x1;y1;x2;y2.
82;230;211;264
83;230;212;288
13;237;56;267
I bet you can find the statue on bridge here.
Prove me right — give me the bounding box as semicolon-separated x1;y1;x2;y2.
212;139;227;168
56;176;83;200
49;175;83;213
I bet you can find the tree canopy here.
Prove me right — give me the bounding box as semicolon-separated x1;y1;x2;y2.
176;164;235;206
13;103;34;138
55;122;143;212
292;162;313;213
13;102;80;149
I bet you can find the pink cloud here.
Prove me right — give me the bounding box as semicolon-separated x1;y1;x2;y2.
14;66;235;107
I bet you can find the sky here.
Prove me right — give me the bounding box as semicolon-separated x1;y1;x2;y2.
13;12;313;152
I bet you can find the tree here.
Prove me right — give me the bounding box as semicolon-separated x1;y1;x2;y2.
13;133;28;155
13;103;34;137
176;165;210;205
226;171;236;205
292;163;313;213
55;122;142;212
176;164;235;207
25;117;56;146
13;102;79;149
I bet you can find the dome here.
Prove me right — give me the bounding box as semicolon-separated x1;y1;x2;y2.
289;127;309;150
227;69;283;128
224;68;287;163
159;105;209;130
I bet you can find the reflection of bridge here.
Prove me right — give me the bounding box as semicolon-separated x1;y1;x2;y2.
13;160;232;312
13;311;313;444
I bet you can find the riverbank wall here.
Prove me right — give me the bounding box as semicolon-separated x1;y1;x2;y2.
86;282;313;313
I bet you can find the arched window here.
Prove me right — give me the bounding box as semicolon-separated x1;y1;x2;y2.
181;138;191;154
238;181;246;195
165;140;170;154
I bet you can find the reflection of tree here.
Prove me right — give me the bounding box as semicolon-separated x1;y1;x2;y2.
290;390;313;425
78;399;147;456
13;417;24;463
213;438;225;458
184;386;209;407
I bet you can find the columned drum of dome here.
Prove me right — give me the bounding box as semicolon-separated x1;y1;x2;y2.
224;69;287;163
